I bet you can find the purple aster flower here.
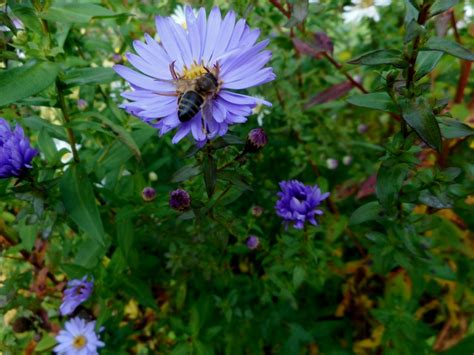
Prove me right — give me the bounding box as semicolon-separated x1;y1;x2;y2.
114;6;275;145
142;186;157;201
246;235;260;250
76;99;88;111
60;276;93;316
0;118;38;179
170;188;192;211
54;317;104;354
244;128;268;153
275;180;330;229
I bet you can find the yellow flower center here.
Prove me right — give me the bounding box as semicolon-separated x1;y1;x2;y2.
72;335;88;349
181;63;207;80
360;0;375;8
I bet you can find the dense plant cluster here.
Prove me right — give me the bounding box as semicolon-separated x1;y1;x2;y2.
0;0;473;353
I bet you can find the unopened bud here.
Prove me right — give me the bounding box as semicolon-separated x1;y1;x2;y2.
244;128;268;153
169;189;191;211
246;236;260;250
142;187;156;202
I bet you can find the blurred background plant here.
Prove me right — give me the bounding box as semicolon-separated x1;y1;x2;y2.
0;0;473;353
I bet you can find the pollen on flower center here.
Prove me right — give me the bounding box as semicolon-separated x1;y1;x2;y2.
72;335;88;349
360;0;375;8
181;63;207;80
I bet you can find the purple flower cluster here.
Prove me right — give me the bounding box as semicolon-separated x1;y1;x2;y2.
60;276;94;316
0;118;37;179
114;6;275;145
275;180;329;229
169;188;191;211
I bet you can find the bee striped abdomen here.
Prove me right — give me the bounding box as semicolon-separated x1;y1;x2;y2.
178;91;203;122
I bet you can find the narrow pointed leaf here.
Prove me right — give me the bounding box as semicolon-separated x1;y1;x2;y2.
348;49;406;68
400;98;442;151
423;37;474;61
347;92;398;113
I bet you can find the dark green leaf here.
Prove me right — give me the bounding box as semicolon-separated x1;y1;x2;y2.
11;5;42;33
419;190;453;208
347;92;397;113
400;97;442;151
441;336;474;355
404;20;424;43
376;162;409;209
116;209;134;261
423;37;474;61
347;49;406;68
0;61;59;107
415;51;444;80
430;0;459;17
436;116;474;139
349;201;383;225
64;67;116;86
38;128;58;164
203;154;217;198
171;164;201;183
60;165;105;246
40;4;118;23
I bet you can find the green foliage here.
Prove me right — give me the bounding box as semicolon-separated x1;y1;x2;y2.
0;0;473;354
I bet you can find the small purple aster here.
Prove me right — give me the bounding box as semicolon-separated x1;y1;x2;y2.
246;235;260;250
76;99;88;111
357;123;368;134
114;6;275;145
142;187;157;202
54;317;104;354
0;118;38;179
275;180;330;229
169;189;191;211
60;276;93;316
245;128;268;153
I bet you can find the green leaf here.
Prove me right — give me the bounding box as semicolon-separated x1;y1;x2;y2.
292;266;306;289
347;92;397;113
64;67;116;86
0;61;59;107
400;97;442;151
404;20;425;43
415;51;444;80
441;336;474;355
376;161;409;209
203;154;217;198
423;37;474;61
38;128;59;164
430;0;459;17
10;5;42;33
171;164;201;183
40;4;118;23
436;116;474;139
60;165;105;246
347;49;406;68
116;208;134;261
349;201;383;225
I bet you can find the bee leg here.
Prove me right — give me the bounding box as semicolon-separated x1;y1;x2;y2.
169;61;179;80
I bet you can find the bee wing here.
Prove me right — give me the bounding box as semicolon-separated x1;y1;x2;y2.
200;100;213;135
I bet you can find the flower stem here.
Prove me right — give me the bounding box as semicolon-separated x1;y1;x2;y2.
56;81;80;163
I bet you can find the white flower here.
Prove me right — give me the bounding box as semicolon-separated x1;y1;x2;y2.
326;158;339;170
53;139;80;164
54;317;105;355
171;5;196;29
343;155;353;166
342;0;391;24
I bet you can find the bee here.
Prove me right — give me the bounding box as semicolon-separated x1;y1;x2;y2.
178;71;218;122
169;62;219;124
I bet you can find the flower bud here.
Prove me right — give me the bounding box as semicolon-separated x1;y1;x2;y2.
142;187;156;202
112;53;123;63
326;158;338;170
246;236;260;250
357;123;368;134
251;205;263;217
148;171;158;181
244;128;268;153
169;189;191;211
342;155;353;166
77;99;88;111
